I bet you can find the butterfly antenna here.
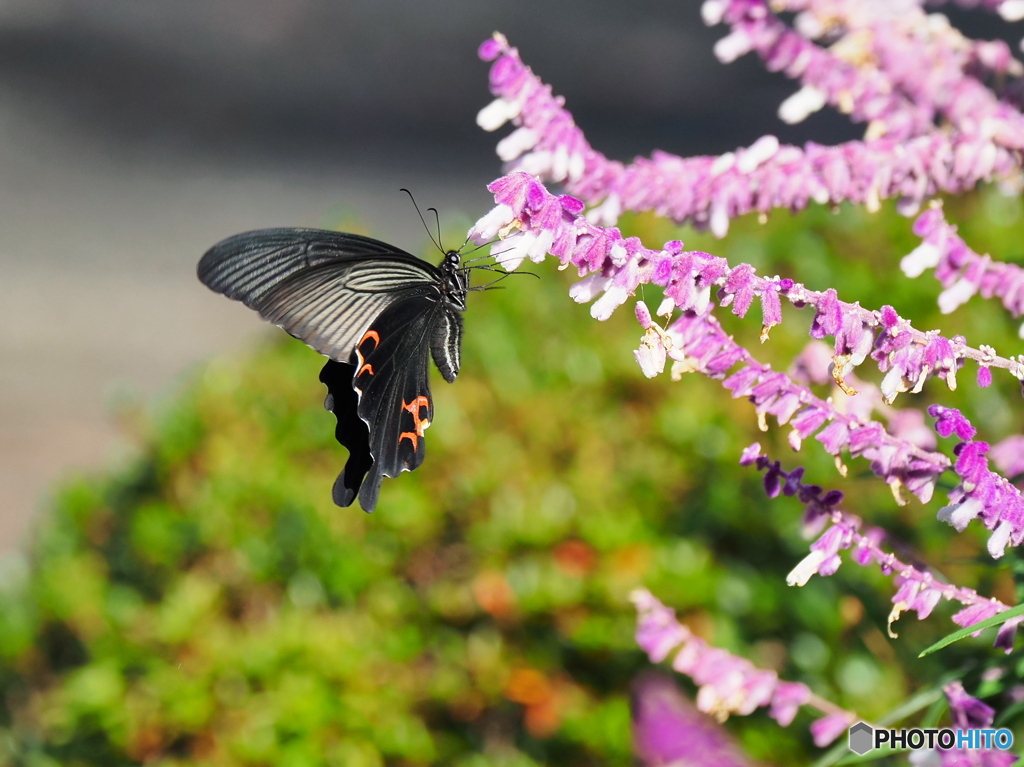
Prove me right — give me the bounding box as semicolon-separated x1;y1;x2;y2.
427;207;444;252
400;188;444;254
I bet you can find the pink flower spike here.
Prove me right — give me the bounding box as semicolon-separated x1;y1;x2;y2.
769;682;811;727
810;712;855;747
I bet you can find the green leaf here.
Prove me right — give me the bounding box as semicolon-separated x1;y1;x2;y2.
918;602;1024;657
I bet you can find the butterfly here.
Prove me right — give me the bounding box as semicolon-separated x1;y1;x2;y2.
197;226;480;513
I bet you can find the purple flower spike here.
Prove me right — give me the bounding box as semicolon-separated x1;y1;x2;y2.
745;449;1015;648
929;405;977;441
631;674;756;767
926;408;1024;557
946;681;995;730
475;0;1024;752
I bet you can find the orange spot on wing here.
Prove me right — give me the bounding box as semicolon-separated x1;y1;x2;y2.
354;348;375;377
398;396;431;450
360;329;380;347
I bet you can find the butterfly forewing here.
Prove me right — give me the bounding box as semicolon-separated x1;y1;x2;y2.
198;229;422;305
255;260;439;361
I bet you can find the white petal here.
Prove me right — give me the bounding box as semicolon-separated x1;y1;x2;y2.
701;0;727;25
900;242;942;278
710;201;730;238
738;135;780;173
569;273;612;303
937;278;976;314
1002;0;1024;21
786;550;827;587
477;98;519;131
714;30;752;63
496;127;539;162
591;285;629;320
468;204;515;244
779;86;826;125
988;521;1013;559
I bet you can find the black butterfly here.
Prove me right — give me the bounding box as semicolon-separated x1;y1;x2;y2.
197;227;473;513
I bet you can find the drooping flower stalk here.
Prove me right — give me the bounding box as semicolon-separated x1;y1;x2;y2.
471;171;1024;550
632;589;858;745
725;0;1024;142
473;171;1024;392
475;4;1024;752
906;202;1024;333
477;33;1022;235
933;682;1019;766
741;443;1020;650
929;406;1024;558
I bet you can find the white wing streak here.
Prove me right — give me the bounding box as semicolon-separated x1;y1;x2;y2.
198;228;443;363
255;261;440;361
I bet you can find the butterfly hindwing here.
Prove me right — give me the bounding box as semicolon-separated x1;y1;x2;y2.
319;359;373;508
345;296;441;512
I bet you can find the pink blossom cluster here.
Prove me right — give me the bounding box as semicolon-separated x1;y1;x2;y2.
470;171;1024;552
632;589;855;745
472;0;1024;755
477;28;1021;236
906;202;1024;331
929;406;1024;558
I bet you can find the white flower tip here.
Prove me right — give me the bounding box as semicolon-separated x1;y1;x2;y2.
794;11;823;39
786;551;826;587
591;286;629;321
468;204;516;244
778;86;826;125
569;273;612;303
609;241;628;267
476;98;518;131
701;0;727;26
988;522;1012;559
635;330;667;378
937;280;975;314
899;242;941;278
738;135;780;173
710;203;730;238
496;127;539;162
710;152;736;177
1002;0;1024;21
585;194;622;226
714;30;752;63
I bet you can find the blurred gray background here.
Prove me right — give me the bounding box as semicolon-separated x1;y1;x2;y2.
0;0;897;549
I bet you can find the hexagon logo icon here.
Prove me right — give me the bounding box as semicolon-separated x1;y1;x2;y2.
849;722;873;755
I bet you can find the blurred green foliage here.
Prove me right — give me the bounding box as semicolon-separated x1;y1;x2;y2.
2;189;1023;766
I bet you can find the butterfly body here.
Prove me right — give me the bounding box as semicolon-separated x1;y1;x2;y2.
198;228;470;513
